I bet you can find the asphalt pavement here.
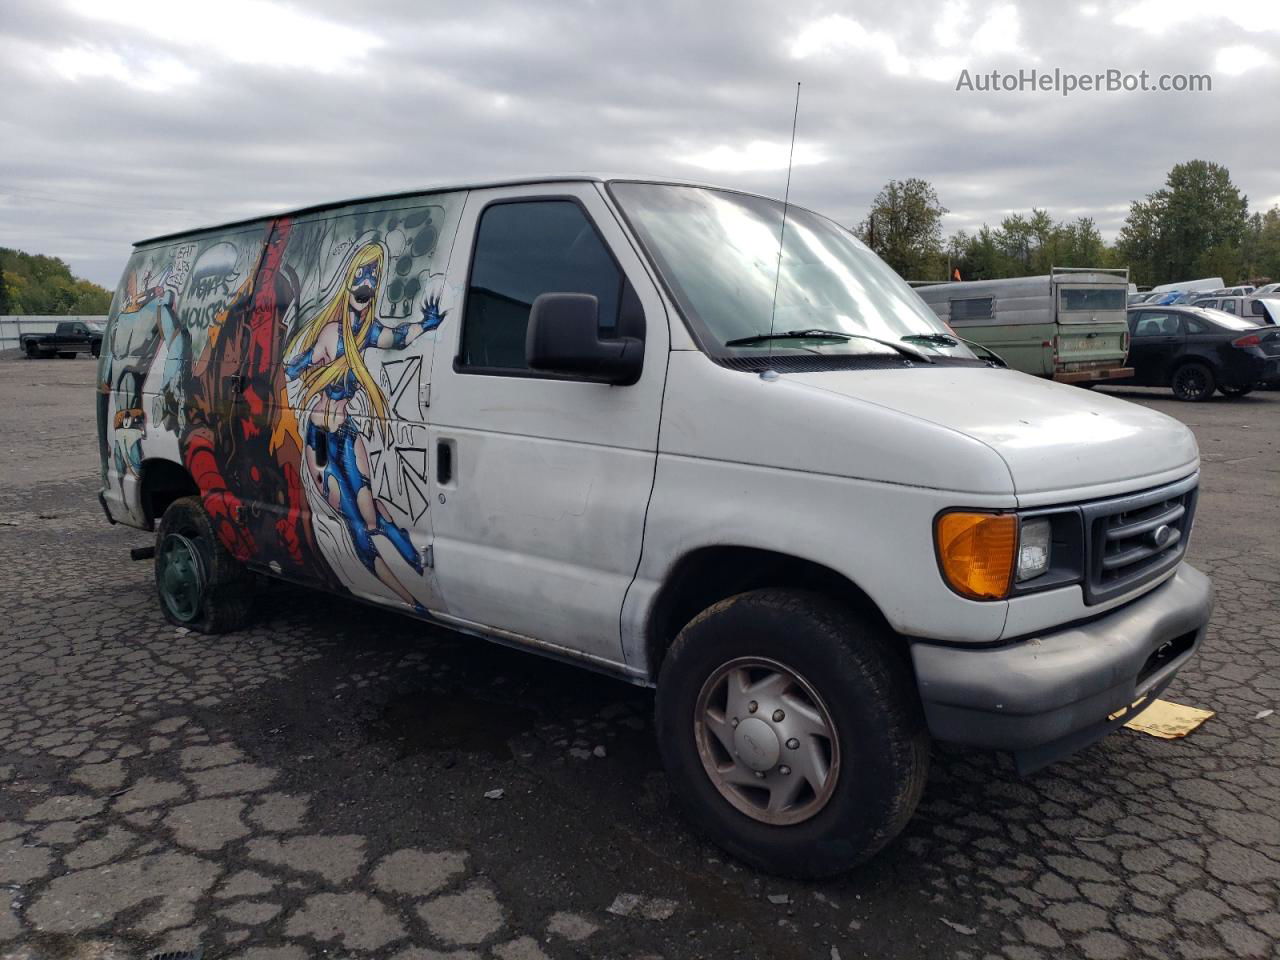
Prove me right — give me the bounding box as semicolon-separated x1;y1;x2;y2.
0;353;1276;960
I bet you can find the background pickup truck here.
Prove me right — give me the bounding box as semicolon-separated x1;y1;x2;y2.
21;320;104;358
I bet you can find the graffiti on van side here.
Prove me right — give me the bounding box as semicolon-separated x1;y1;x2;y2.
100;195;461;613
282;240;446;612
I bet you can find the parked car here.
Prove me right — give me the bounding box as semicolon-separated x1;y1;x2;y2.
1251;282;1280;297
21;320;104;358
1205;285;1255;297
1191;296;1280;325
1116;305;1280;400
1150;277;1223;296
914;268;1133;383
97;175;1212;876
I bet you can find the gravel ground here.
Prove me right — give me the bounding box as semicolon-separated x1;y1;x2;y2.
0;354;1276;960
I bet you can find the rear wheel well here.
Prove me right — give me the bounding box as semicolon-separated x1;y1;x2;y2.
645;546;901;680
140;459;199;527
1170;356;1215;379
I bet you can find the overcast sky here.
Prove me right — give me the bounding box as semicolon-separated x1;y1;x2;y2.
2;0;1277;289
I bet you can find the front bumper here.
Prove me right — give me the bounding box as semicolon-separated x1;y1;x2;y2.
911;564;1212;773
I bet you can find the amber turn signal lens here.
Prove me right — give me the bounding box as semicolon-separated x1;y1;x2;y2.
935;512;1018;600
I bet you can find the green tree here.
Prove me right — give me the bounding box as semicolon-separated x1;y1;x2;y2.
856;178;949;280
0;247;112;315
1241;207;1280;282
947;213;1116;282
1117;160;1249;285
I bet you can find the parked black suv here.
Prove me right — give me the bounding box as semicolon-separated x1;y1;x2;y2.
1114;306;1280;400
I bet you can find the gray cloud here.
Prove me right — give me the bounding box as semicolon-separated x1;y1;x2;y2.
1;0;1277;289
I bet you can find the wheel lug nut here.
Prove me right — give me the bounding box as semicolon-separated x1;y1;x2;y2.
731;718;739;727
772;709;785;722
785;737;799;750
754;770;766;779
779;765;791;775
748;701;758;714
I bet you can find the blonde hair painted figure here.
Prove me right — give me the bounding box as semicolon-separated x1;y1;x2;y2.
283;241;446;610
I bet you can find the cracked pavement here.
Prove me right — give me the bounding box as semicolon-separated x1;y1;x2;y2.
0;354;1277;960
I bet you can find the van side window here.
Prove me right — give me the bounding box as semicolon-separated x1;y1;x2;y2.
949;297;993;322
460;200;624;372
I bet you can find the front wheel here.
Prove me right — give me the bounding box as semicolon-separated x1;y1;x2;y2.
1171;362;1216;402
655;589;929;877
155;496;254;633
91;342;101;358
24;341;39;359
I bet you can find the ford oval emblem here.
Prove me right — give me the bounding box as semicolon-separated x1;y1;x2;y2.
1150;524;1173;548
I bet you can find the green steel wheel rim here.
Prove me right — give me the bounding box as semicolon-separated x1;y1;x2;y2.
159;533;205;623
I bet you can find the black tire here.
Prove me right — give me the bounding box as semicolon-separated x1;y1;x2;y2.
655;589;929;878
24;341;39;359
91;342;101;358
1218;384;1253;398
1171;362;1215;402
154;496;254;633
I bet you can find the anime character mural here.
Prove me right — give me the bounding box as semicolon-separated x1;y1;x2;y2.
110;371;147;501
283;240;445;612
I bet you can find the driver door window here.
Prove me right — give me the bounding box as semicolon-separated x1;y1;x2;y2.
459;200;625;373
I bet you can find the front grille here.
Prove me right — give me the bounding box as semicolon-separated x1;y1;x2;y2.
1082;475;1198;604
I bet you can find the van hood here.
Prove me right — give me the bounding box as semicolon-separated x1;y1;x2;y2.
786;367;1199;498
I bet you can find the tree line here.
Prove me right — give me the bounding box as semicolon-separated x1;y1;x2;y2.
0;248;112;316
856;161;1280;287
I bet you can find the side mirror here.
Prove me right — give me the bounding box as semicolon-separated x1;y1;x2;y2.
526;293;644;386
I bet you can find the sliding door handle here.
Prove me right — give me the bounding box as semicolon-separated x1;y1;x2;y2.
436;439;454;487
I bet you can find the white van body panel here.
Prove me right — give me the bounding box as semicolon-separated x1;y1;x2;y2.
654;354;1016;495
623;451;1015;669
784;368;1200;497
425;183;670;666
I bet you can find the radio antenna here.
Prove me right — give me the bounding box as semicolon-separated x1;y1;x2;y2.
765;81;801;375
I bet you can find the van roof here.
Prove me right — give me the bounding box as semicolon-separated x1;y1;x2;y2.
135;173;757;246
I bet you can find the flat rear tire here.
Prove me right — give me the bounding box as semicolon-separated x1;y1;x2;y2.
155;496;254;634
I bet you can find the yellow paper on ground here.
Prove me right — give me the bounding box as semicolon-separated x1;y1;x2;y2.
1124;699;1214;739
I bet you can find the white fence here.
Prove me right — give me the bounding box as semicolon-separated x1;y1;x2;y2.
1;316;108;351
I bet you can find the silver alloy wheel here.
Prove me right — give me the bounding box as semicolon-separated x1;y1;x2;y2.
693;656;840;826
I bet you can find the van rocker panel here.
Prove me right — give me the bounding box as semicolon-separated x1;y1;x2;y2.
910;563;1212;771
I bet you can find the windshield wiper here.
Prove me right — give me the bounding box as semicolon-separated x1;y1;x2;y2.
726;329;934;362
901;332;959;347
902;332;1007;367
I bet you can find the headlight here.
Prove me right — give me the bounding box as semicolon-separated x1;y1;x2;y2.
1016;518;1052;582
935;512;1017;600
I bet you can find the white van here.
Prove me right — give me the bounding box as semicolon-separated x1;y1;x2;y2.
97;176;1212;877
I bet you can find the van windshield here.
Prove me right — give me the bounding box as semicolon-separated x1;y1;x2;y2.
609;182;976;361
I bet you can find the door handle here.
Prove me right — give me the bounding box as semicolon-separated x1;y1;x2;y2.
436;439;454;487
